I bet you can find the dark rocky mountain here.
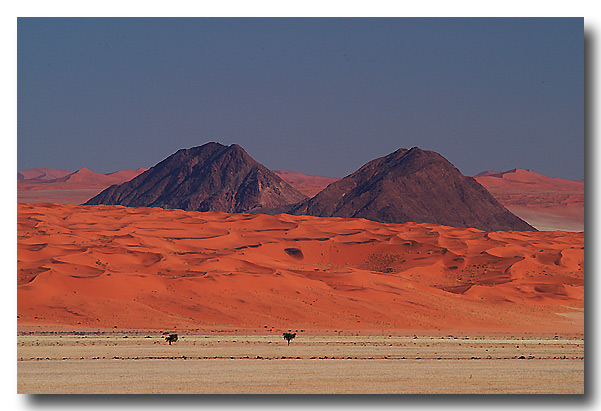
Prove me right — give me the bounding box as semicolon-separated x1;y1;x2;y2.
280;147;536;231
85;142;307;212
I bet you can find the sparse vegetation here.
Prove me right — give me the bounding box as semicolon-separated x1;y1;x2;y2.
164;334;178;345
283;332;296;345
363;252;399;273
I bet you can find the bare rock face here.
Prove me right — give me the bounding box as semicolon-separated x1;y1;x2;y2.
283;147;536;232
85;142;307;212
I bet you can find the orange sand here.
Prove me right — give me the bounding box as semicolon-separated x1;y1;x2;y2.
17;203;583;335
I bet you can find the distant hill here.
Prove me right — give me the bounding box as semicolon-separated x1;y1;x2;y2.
85;142;307;212
475;169;584;231
18;167;148;191
274;170;339;197
17;167;73;181
17;167;148;205
475;169;584;200
22;148;577;231
105;169;148;182
279;147;535;232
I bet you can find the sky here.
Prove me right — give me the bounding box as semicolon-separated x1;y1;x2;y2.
17;18;584;180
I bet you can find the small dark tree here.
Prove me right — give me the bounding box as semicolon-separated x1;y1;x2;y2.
283;332;296;345
165;334;178;345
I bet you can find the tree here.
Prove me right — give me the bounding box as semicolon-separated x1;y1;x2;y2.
283;332;296;345
165;334;178;345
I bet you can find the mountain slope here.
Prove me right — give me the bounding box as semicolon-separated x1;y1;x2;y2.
283;147;535;231
85;142;307;212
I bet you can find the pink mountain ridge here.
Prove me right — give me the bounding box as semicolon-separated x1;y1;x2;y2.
474;169;584;232
17;166;583;232
474;169;583;207
17;167;148;205
273;170;339;197
475;168;584;191
17;167;73;181
18;167;148;190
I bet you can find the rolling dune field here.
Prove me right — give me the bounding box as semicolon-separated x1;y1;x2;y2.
18;203;583;335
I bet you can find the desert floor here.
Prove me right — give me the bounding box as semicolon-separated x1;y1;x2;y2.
18;333;584;394
506;205;584;233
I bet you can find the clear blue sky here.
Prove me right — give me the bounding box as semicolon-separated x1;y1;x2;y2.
17;18;584;180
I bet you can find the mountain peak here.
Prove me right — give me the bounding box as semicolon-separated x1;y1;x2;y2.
85;142;307;212
228;143;245;152
63;168;108;184
283;148;535;231
74;167;94;174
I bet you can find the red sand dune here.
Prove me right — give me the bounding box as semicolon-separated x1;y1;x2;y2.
274;170;339;197
475;169;584;232
17;167;73;181
18;203;583;335
18;167;147;190
17;168;147;205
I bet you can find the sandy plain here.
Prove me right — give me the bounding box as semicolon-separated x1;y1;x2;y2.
17;334;584;394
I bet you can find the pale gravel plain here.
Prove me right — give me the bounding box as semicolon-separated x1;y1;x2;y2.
17;334;584;394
